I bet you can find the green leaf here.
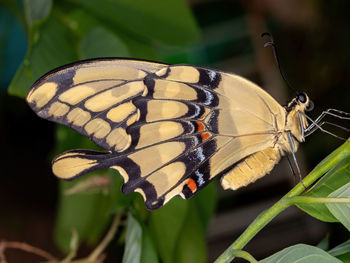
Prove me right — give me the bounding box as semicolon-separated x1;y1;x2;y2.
68;0;200;45
122;213;142;263
192;181;217;231
148;198;188;263
61;9;158;60
335;254;350;263
110;172;136;212
298;158;350;222
10;0;198;97
329;239;350;257
260;244;342;263
55;168;133;253
61;230;79;262
64;175;110;195
329;239;350;263
55;125;102;153
174;203;207;263
140;219;159;263
326;182;350;231
317;234;330;251
23;0;52;27
53;127;118;252
79;27;130;58
122;211;158;263
54;175;114;252
8;13;77;97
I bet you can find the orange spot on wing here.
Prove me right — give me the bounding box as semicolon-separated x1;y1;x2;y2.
196;121;205;132
187;178;197;193
200;132;211;141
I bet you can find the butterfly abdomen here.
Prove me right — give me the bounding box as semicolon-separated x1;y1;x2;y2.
220;147;281;190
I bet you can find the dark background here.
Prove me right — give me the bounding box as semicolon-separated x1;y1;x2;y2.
1;0;350;262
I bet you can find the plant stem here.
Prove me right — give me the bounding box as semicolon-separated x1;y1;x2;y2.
218;250;258;263
287;196;350;205
0;241;57;261
215;139;350;263
87;212;122;262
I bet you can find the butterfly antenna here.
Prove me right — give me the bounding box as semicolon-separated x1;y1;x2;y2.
261;32;295;92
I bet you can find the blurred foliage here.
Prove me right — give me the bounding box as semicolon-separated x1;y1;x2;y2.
7;0;201;97
2;0;350;262
5;0;216;261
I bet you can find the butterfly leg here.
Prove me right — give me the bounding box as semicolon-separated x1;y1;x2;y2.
286;132;307;188
286;155;297;183
303;109;350;139
301;112;349;140
220;147;281;190
310;109;350;127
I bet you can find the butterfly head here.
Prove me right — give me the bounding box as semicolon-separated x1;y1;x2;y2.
286;92;314;113
285;92;314;143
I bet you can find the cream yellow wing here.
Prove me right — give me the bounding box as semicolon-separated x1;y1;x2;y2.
27;59;286;209
205;71;287;177
27;58;166;152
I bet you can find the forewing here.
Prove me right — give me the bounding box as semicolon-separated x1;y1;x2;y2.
26;59;166;152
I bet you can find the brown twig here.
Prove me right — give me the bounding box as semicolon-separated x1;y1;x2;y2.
65;175;111;195
0;212;122;263
0;240;8;263
96;254;106;263
87;212;122;262
0;240;57;262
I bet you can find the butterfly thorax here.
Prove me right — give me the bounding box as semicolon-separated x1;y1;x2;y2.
263;92;310;157
284;92;311;144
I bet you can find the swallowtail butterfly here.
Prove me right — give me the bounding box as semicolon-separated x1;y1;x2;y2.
26;58;321;210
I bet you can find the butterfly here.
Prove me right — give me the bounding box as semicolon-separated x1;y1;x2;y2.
26;57;326;210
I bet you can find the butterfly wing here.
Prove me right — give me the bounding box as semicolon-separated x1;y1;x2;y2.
27;58;286;209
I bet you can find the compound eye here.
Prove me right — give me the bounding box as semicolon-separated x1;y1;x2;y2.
297;92;307;103
306;100;314;112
